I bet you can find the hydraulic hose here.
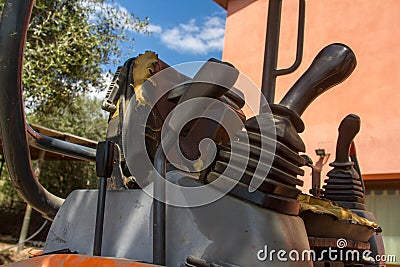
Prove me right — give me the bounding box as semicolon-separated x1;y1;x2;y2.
0;0;63;220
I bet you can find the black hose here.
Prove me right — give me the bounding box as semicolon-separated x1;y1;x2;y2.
0;0;63;220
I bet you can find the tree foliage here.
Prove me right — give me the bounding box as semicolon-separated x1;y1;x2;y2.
0;0;148;203
28;96;109;142
1;97;109;204
1;0;148;112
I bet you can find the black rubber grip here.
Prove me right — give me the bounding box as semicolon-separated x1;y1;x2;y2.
96;141;116;178
334;114;361;164
280;43;356;116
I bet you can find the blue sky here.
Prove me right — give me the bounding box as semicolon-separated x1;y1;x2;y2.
114;1;227;66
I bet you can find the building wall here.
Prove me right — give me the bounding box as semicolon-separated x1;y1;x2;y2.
221;0;400;185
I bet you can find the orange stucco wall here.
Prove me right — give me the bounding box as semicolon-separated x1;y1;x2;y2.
221;0;400;185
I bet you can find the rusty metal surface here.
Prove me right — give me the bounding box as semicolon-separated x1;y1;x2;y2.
300;210;376;243
308;237;370;250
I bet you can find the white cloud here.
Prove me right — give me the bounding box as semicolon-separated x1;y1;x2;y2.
87;72;113;100
80;1;143;33
179;19;200;32
153;15;226;55
148;24;162;34
80;0;225;55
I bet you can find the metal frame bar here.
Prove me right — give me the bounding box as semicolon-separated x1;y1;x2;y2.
93;176;107;256
153;145;166;265
261;0;306;104
27;124;96;161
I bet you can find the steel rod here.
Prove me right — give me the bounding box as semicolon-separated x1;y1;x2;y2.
27;124;96;162
153;145;166;265
261;0;283;104
93;176;107;256
275;0;305;76
261;0;306;105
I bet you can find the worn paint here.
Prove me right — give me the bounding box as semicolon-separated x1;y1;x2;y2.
4;254;161;267
132;51;159;107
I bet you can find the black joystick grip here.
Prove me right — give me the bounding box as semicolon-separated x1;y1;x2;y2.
96;141;116;178
168;58;239;134
334;114;361;164
280;43;356;116
177;58;238;104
